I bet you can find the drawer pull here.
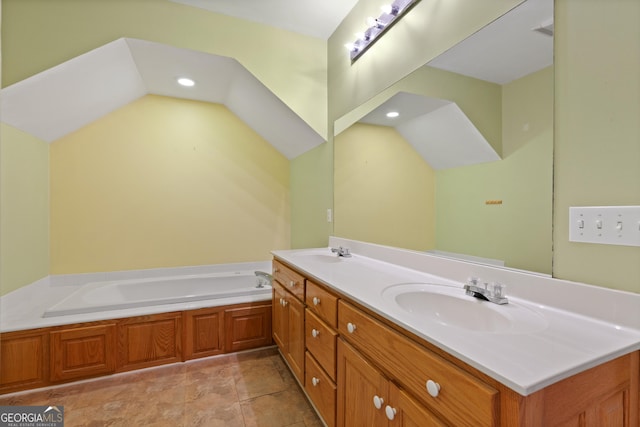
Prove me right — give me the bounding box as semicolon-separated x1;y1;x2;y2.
289;280;296;287
347;322;357;334
373;395;384;409
311;328;320;338
385;405;397;421
281;298;288;307
313;296;321;306
312;377;320;386
426;379;441;397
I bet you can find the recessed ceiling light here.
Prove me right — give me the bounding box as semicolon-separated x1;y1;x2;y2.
386;111;400;118
177;77;195;87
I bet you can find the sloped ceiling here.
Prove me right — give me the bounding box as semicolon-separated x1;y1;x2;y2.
359;92;500;170
0;38;325;159
169;0;359;39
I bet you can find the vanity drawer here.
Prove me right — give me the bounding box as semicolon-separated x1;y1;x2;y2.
305;309;337;380
305;351;336;427
338;301;498;427
305;280;338;328
272;260;305;301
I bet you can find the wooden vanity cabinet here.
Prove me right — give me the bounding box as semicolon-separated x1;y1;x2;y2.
305;280;339;427
337;339;445;427
271;259;639;427
272;272;305;382
338;300;497;426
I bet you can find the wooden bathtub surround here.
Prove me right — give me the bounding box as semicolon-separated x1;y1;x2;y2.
0;301;272;394
271;258;640;427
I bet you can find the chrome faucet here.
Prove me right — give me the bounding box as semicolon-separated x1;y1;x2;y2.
330;246;352;258
254;271;273;288
464;277;508;305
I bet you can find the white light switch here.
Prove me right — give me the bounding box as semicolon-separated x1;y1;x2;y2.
569;206;640;247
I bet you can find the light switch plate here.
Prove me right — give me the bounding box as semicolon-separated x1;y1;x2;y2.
569;206;640;247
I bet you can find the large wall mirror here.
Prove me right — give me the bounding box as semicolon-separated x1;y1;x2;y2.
334;0;554;274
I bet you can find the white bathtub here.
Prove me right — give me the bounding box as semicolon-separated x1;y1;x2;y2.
43;271;272;318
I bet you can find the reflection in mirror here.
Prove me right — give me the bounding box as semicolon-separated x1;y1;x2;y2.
334;0;554;274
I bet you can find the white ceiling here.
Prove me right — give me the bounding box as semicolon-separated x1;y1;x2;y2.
0;38;324;159
428;0;553;84
359;92;500;170
168;0;359;39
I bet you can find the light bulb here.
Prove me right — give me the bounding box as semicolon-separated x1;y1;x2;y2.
386;111;400;118
344;43;357;51
177;77;195;87
355;32;366;40
381;4;392;14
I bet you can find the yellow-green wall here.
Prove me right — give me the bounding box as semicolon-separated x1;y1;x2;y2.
554;0;640;292
0;124;50;295
436;67;553;274
50;95;290;274
334;123;436;250
290;142;333;249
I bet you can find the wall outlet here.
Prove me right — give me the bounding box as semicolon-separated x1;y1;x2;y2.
569;206;640;247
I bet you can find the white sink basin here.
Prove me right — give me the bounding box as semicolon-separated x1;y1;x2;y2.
382;283;548;334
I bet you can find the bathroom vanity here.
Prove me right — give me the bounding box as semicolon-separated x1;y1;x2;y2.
271;241;640;426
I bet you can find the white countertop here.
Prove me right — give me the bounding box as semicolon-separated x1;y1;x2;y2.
272;244;640;396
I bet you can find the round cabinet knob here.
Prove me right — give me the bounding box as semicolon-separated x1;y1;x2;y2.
385;405;397;421
281;299;288;307
289;280;295;287
373;395;384;410
312;297;321;306
426;380;441;398
311;377;320;386
347;323;357;334
274;267;280;273
311;329;320;338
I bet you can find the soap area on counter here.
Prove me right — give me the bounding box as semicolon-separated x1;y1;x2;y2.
272;237;640;396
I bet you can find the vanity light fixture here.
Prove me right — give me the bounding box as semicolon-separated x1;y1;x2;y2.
346;0;421;63
177;77;195;87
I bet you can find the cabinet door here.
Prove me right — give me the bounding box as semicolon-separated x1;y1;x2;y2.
337;339;388;427
117;312;182;371
387;383;446;427
50;324;116;382
286;294;305;383
184;307;225;360
0;330;48;393
272;282;289;351
224;303;272;352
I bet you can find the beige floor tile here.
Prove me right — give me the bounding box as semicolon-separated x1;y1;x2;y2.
0;348;321;427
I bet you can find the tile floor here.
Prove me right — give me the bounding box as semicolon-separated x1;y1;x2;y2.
0;347;322;427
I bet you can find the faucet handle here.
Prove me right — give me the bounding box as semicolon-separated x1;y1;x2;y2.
467;277;480;285
490;282;505;298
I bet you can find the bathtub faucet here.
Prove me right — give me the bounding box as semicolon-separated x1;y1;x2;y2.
254;271;273;288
